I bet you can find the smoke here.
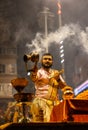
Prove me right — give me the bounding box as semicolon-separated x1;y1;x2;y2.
78;27;88;51
15;23;33;43
26;23;88;56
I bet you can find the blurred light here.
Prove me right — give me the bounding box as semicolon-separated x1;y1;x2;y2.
60;49;64;53
74;80;88;96
60;54;64;57
60;40;63;44
60;45;63;49
27;72;30;76
61;59;64;63
57;2;62;15
59;40;64;65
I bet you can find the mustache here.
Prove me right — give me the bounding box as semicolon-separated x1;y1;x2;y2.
42;63;52;68
45;62;50;64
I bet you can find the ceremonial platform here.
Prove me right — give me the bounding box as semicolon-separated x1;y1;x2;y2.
0;99;88;130
0;122;88;130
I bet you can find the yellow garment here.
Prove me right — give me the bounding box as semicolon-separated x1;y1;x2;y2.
46;78;59;101
31;97;56;122
30;68;73;122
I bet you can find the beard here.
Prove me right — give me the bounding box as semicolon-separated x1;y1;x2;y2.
42;62;52;68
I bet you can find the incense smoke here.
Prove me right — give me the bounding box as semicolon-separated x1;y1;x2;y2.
26;23;88;56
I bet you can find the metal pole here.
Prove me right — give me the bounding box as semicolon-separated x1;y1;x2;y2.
44;7;49;53
40;7;54;53
44;7;48;38
58;13;62;28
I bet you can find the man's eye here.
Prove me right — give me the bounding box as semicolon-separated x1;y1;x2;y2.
49;58;52;60
43;58;52;60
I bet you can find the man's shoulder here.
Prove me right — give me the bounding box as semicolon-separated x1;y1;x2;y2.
51;69;59;73
38;68;45;73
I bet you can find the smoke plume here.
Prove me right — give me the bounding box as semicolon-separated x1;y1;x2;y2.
26;23;88;56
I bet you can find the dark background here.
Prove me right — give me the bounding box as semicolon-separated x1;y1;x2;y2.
0;0;88;92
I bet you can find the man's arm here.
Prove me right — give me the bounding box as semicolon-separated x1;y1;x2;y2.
30;63;38;82
58;75;74;99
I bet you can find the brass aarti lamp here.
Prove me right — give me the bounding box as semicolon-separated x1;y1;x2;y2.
11;77;28;93
11;78;33;123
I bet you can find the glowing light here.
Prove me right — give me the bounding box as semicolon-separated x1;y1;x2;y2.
27;72;30;76
74;80;88;95
60;45;63;49
57;1;62;14
61;59;64;63
60;49;64;53
60;40;63;44
60;54;64;57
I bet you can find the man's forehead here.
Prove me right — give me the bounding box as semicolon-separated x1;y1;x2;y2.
42;55;52;59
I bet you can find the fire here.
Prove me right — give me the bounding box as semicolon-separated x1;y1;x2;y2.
57;2;62;14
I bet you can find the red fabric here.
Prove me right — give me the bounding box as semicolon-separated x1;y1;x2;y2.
50;99;88;122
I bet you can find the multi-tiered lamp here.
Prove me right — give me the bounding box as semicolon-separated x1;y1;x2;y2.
11;77;34;102
11;78;34;123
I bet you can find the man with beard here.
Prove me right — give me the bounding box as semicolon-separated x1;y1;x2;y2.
30;53;74;122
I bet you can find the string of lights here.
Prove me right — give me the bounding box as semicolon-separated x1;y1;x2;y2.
57;0;65;80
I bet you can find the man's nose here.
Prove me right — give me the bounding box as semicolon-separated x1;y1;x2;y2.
46;59;49;61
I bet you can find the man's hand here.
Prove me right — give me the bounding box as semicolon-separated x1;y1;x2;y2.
32;63;38;73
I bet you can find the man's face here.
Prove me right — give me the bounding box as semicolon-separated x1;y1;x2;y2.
41;55;53;68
